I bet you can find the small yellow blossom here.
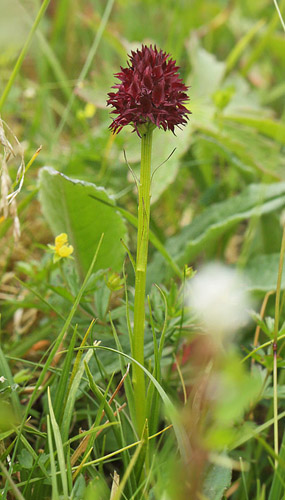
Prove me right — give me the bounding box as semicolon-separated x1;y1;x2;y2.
77;102;96;120
48;233;74;262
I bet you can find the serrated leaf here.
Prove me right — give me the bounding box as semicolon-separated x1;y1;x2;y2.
148;183;285;284
38;167;128;276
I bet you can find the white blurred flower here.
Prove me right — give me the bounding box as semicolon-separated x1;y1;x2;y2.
187;263;250;338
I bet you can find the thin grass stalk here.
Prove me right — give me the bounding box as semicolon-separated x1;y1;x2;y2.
84;362;136;495
273;223;285;466
47;415;59;500
0;0;51;112
1;235;104;499
273;0;285;32
52;0;115;144
109;313;136;427
132;125;153;435
48;388;69;498
0;462;25;500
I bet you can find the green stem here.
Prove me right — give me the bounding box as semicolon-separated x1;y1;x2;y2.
273;223;285;466
132;124;153;435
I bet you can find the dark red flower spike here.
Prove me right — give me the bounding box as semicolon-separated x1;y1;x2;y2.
107;44;191;136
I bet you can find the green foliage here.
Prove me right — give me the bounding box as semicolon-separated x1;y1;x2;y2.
202;463;232;500
245;254;285;292
39;167;128;276
149;182;285;284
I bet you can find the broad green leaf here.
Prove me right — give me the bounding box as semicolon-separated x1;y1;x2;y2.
188;38;225;99
245;254;285;292
196;126;279;180
148;183;285;283
198;123;285;180
202;463;232;500
38;167;128;276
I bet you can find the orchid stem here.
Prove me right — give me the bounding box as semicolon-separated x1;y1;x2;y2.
132;124;153;435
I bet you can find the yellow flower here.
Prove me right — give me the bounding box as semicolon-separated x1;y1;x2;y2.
48;233;74;262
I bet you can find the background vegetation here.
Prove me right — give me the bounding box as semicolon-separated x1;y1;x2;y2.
1;0;285;498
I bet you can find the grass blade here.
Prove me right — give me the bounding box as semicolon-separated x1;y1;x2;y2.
0;461;25;500
53;325;78;424
60;347;94;444
53;0;115;143
1;235;104;498
48;388;69;499
0;347;21;418
0;0;51;111
47;414;59;500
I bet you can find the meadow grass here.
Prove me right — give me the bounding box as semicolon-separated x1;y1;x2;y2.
1;1;285;499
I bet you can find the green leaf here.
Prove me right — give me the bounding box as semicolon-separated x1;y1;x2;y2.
38;167;128;276
198;123;284;180
202;463;232;500
48;285;75;303
188;39;225;99
245;254;285;292
223;115;285;145
264;386;285;399
148;183;285;283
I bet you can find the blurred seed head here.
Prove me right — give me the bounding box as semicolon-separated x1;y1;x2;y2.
187;262;250;340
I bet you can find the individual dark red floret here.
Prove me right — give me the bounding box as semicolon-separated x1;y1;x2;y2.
107;44;191;136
